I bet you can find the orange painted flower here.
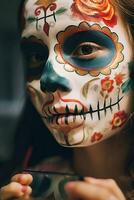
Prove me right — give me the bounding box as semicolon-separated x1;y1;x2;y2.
71;0;117;27
101;76;114;93
91;132;103;143
114;73;125;86
111;111;127;129
35;0;56;8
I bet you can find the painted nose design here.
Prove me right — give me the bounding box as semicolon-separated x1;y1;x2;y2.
40;61;72;93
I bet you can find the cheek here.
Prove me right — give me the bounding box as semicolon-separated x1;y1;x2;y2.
26;81;45;112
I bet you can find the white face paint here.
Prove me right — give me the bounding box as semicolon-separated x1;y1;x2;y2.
21;0;134;147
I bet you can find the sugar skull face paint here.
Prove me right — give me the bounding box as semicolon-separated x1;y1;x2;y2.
71;0;117;27
55;22;124;76
21;0;134;147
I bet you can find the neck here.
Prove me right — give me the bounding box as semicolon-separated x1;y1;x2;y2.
73;131;133;180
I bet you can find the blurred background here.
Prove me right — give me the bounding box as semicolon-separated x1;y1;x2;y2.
0;1;72;186
0;0;25;163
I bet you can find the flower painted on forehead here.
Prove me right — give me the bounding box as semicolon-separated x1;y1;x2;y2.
55;22;124;76
71;0;117;27
35;0;56;7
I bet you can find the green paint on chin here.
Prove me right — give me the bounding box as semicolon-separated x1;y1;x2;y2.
121;61;134;93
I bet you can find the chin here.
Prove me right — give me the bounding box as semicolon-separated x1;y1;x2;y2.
46;124;105;147
47;122;128;148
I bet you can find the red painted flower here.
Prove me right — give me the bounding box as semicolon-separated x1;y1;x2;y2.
101;77;114;93
111;111;127;129
114;73;125;86
71;0;117;27
91;132;103;143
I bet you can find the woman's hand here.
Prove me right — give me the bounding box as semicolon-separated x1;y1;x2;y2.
0;173;33;200
65;177;126;200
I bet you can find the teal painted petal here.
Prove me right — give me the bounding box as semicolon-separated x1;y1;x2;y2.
56;7;67;15
128;61;134;71
131;79;134;90
27;16;36;23
121;79;132;93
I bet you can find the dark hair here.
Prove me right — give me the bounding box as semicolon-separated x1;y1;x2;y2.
115;0;134;41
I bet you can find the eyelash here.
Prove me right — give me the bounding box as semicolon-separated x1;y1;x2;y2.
72;42;103;60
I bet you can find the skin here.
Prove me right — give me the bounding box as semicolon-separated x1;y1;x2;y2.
0;174;126;200
0;0;133;199
20;0;133;147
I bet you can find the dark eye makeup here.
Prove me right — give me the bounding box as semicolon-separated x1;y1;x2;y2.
62;30;116;71
72;42;103;60
21;36;49;80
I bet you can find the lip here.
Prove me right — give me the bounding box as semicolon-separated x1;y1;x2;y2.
47;115;84;135
41;95;124;123
42;104;85;118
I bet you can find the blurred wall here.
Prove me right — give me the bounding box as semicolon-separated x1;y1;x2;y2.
0;0;25;162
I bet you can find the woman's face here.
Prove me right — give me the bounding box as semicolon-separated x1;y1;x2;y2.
21;0;134;147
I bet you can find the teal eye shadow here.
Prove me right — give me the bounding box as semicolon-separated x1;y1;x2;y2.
62;30;116;70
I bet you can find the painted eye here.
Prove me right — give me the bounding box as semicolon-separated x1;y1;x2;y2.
21;43;48;69
21;37;49;79
26;52;46;68
72;42;102;59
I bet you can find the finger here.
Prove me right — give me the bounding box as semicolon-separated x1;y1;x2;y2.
0;182;32;200
65;181;118;200
0;182;24;200
11;174;33;185
19;195;34;200
85;178;125;200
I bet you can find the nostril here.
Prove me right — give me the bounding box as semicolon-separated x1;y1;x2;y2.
40;80;46;93
40;79;58;93
40;76;72;93
40;60;72;93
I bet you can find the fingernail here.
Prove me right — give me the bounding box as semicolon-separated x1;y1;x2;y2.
18;174;27;183
21;185;28;193
84;177;96;183
64;182;75;199
18;175;23;183
109;196;118;200
23;195;30;200
64;182;75;192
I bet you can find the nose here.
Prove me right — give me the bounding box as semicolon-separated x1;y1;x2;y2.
40;60;72;93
